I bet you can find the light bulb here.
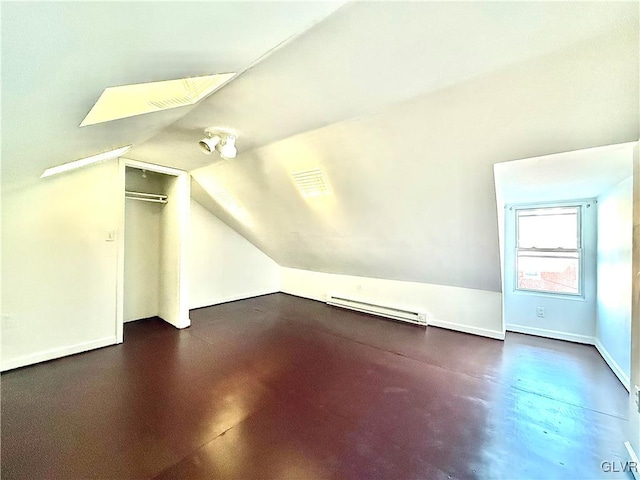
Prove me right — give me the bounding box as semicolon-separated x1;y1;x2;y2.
220;136;237;159
199;135;221;154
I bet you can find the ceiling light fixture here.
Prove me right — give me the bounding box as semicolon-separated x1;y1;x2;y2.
220;136;237;160
41;145;132;178
199;128;238;160
199;135;222;155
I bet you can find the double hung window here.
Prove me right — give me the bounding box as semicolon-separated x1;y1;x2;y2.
515;206;581;295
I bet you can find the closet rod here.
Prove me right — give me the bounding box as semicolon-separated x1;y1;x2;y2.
125;190;168;204
125;190;167;199
125;196;168;204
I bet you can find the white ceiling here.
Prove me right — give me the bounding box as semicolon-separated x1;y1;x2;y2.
130;1;635;171
1;1;345;190
494;143;635;205
3;1;639;293
188;2;638;292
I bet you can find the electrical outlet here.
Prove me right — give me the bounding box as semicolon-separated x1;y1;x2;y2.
536;307;545;318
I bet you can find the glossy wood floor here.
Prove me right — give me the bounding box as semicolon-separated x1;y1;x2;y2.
1;293;631;479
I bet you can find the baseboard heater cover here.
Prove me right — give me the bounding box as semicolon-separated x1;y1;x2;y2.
326;293;427;326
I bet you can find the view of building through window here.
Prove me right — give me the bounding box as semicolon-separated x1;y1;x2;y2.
516;206;581;295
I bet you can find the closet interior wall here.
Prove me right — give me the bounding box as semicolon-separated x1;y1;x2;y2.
124;167;169;322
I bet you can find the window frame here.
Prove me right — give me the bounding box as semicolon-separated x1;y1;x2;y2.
513;203;584;297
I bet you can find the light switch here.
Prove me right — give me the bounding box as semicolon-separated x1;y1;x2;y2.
106;230;116;242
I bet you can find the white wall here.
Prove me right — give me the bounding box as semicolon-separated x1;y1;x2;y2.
123;199;161;321
1;136;3;358
503;201;598;344
628;143;640;461
189;18;638;295
123;167;167;322
1;161;120;371
280;267;503;339
158;173;190;329
189;200;279;309
596;176;633;388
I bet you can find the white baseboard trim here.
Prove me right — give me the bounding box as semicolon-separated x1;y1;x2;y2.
595;338;630;391
282;289;504;340
280;289;327;303
1;336;118;372
506;324;595;345
190;288;279;310
428;319;505;340
124;315;158;323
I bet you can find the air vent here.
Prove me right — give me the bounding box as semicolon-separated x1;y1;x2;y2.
291;167;331;197
80;73;236;126
212;189;241;212
148;76;226;109
210;188;252;226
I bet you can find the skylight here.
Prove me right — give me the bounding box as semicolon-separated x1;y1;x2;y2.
41;145;132;178
80;73;236;126
291;167;331;197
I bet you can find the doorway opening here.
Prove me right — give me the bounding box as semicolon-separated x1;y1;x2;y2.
116;159;190;343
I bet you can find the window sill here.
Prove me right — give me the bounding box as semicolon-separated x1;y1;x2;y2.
512;289;586;302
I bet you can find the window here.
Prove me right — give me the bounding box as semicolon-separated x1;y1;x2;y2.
515;206;581;295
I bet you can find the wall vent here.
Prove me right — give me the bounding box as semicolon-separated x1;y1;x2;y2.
291;167;331;197
210;188;252;226
326;293;427;326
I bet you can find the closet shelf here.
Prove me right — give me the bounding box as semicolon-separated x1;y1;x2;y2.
125;190;168;204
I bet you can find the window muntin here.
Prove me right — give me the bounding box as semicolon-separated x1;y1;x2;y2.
515;206;581;295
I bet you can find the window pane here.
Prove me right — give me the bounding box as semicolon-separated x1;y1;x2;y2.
516;252;579;294
517;207;578;249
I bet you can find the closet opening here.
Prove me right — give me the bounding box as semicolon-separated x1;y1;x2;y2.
116;159;190;343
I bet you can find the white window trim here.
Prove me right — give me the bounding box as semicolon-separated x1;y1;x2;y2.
511;201;588;299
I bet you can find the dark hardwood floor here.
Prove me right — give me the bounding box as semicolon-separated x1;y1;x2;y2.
1;293;631;479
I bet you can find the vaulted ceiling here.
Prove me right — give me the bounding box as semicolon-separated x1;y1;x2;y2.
1;1;345;189
3;1;639;293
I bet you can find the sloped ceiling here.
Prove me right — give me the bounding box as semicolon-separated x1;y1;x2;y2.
186;1;638;292
3;2;639;293
0;1;345;190
131;1;637;169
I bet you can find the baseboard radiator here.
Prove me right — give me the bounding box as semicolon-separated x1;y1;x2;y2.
326;293;427;326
